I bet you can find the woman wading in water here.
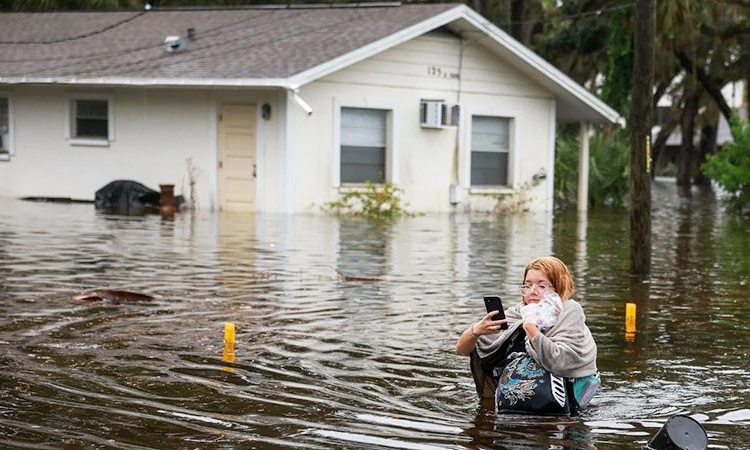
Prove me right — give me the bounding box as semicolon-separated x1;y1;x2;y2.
456;256;599;414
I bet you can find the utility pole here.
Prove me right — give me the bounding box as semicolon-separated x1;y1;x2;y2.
629;0;654;276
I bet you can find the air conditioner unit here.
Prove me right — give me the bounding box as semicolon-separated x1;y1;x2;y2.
443;103;460;127
420;100;444;129
420;100;460;128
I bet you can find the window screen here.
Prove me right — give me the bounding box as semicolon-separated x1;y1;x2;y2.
0;98;8;153
73;99;109;139
340;107;386;184
470;115;510;186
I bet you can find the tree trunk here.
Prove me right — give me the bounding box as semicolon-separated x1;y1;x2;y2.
677;92;698;195
651;118;679;178
470;0;486;19
694;123;717;187
510;0;537;46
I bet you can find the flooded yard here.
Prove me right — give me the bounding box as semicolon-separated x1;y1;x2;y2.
1;178;748;449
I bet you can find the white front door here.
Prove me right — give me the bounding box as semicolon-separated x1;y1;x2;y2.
217;104;257;212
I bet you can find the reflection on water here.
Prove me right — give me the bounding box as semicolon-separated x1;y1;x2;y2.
1;178;749;450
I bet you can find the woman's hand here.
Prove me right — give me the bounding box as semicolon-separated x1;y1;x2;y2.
455;311;508;355
474;311;508;335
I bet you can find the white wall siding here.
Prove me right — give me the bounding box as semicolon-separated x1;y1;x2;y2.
0;33;562;214
0;87;285;213
289;32;556;213
0;87;212;207
282;86;336;213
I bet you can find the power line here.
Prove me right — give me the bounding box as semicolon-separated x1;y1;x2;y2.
0;9;278;64
0;6;382;79
0;11;146;45
497;2;635;28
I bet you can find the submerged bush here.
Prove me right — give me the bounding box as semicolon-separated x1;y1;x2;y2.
702;115;750;215
323;181;416;221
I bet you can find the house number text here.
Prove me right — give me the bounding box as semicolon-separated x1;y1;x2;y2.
427;66;460;79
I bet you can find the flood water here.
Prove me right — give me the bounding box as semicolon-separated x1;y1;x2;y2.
1;178;749;450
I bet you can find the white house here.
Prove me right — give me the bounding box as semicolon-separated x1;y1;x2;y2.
0;3;620;213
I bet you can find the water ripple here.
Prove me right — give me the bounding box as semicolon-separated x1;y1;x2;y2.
1;192;750;449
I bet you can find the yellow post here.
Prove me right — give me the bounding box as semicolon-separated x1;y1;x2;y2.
223;322;236;364
224;322;236;344
625;303;637;333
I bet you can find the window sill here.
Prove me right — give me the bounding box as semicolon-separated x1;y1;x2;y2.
69;138;110;147
339;183;382;193
469;186;514;195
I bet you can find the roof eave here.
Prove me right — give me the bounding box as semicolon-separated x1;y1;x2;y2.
287;4;622;126
0;76;290;89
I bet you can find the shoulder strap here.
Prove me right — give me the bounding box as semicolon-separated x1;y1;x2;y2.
478;327;525;374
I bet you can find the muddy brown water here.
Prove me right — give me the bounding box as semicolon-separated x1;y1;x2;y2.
1;179;748;449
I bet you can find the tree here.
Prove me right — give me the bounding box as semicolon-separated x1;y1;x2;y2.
655;0;750;191
702;115;750;214
533;0;749;196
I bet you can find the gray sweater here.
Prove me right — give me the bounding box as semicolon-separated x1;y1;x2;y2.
475;299;598;378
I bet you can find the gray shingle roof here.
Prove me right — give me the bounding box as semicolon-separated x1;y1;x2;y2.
0;3;622;124
0;3;459;81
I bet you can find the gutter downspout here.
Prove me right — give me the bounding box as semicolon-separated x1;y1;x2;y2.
288;88;313;115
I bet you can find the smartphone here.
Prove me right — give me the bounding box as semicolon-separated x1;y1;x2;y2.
483;295;508;329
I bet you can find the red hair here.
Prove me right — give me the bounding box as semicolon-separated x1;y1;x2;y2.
522;256;575;300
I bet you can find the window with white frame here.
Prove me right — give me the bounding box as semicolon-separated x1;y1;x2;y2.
470;115;511;186
340;107;387;184
69;97;111;142
0;97;9;156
